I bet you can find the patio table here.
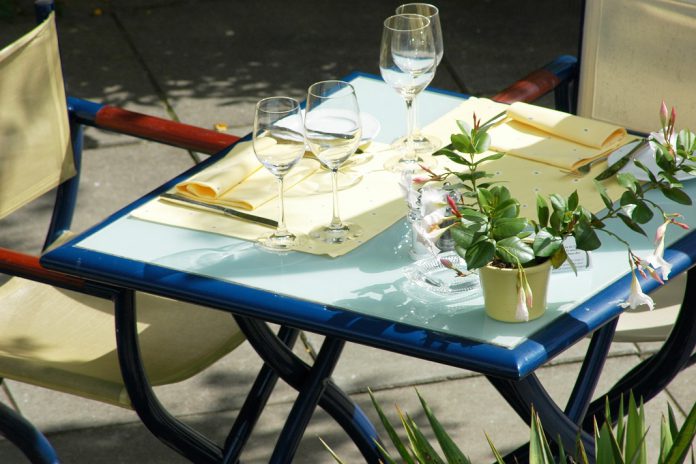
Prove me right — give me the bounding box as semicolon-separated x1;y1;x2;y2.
41;73;696;463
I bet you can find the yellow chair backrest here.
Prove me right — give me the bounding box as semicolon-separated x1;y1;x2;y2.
0;12;75;219
577;0;696;133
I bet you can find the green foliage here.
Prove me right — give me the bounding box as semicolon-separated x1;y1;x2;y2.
322;390;696;464
421;105;696;282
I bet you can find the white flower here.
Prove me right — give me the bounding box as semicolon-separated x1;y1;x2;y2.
419;185;448;217
648;130;677;153
422;208;447;228
515;281;529;322
645;241;672;281
412;220;448;255
620;272;655;310
645;221;672;281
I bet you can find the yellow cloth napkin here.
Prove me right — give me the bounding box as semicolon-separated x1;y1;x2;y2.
175;139;320;210
426;97;630;172
131;142;407;258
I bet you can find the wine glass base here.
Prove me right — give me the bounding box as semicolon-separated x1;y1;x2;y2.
310;223;363;244
255;232;301;253
391;133;442;155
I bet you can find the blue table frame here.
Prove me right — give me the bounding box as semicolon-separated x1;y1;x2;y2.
41;73;696;463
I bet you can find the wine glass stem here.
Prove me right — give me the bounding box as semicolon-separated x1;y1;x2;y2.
329;169;343;230
275;176;289;236
411;94;422;140
404;95;417;162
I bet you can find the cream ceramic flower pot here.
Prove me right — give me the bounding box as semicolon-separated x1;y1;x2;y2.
479;260;552;323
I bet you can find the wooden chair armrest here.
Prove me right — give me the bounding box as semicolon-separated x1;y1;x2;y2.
492;55;578;105
67;97;241;155
0;248;86;290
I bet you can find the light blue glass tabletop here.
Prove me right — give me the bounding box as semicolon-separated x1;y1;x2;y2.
42;73;696;379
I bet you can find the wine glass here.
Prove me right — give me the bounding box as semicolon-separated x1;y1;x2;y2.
380;13;437;173
252;96;306;252
305;80;363;243
394;3;443;154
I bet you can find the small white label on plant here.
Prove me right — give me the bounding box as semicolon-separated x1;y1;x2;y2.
553;236;592;273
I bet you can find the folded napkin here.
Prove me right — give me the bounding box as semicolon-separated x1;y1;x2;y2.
431;98;629;172
175;139;319;210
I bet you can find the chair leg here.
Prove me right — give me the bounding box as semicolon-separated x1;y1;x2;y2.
114;288;224;463
44;120;83;251
0;401;59;464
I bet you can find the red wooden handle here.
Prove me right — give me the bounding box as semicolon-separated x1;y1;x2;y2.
492;68;561;104
0;248;86;289
95;106;241;155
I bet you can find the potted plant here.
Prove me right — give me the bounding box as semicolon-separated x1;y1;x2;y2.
410;102;694;322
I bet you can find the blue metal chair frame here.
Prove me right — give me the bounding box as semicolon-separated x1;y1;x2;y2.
0;3;384;462
8;3;691;462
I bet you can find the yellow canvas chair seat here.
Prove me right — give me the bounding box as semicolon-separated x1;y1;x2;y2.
0;12;247;409
0;277;244;408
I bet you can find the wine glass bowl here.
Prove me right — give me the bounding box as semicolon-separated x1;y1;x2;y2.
393;3;444;155
305;80;363;244
252;96;306;252
380;13;437;172
395;3;443;65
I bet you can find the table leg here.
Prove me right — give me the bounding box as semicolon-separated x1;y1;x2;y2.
491;318;618;463
565;318;618;423
487;374;595;462
221;325;300;464
234;316;383;462
582;266;696;431
269;336;345;463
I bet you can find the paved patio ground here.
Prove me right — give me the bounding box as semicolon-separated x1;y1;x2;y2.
0;1;694;462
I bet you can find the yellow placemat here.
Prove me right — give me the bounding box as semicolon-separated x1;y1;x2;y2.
426;97;630;172
130;142;407;258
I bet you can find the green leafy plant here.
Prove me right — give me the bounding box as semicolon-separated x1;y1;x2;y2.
412;102;694;318
322;390;696;464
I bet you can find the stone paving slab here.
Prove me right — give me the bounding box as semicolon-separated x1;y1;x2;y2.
1;1;694;462
3;356;683;463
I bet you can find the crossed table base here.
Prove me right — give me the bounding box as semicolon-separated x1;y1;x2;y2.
107;266;696;463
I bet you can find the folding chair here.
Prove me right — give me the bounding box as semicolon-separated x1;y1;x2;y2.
0;5;269;463
489;0;696;438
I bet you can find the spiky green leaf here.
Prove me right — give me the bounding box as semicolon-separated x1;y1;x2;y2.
369;390;416;464
664;401;696;464
416;390;471;464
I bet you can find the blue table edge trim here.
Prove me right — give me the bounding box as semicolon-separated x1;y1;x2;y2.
40;73;696;380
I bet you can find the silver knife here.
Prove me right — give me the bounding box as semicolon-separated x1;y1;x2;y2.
159;192;278;228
